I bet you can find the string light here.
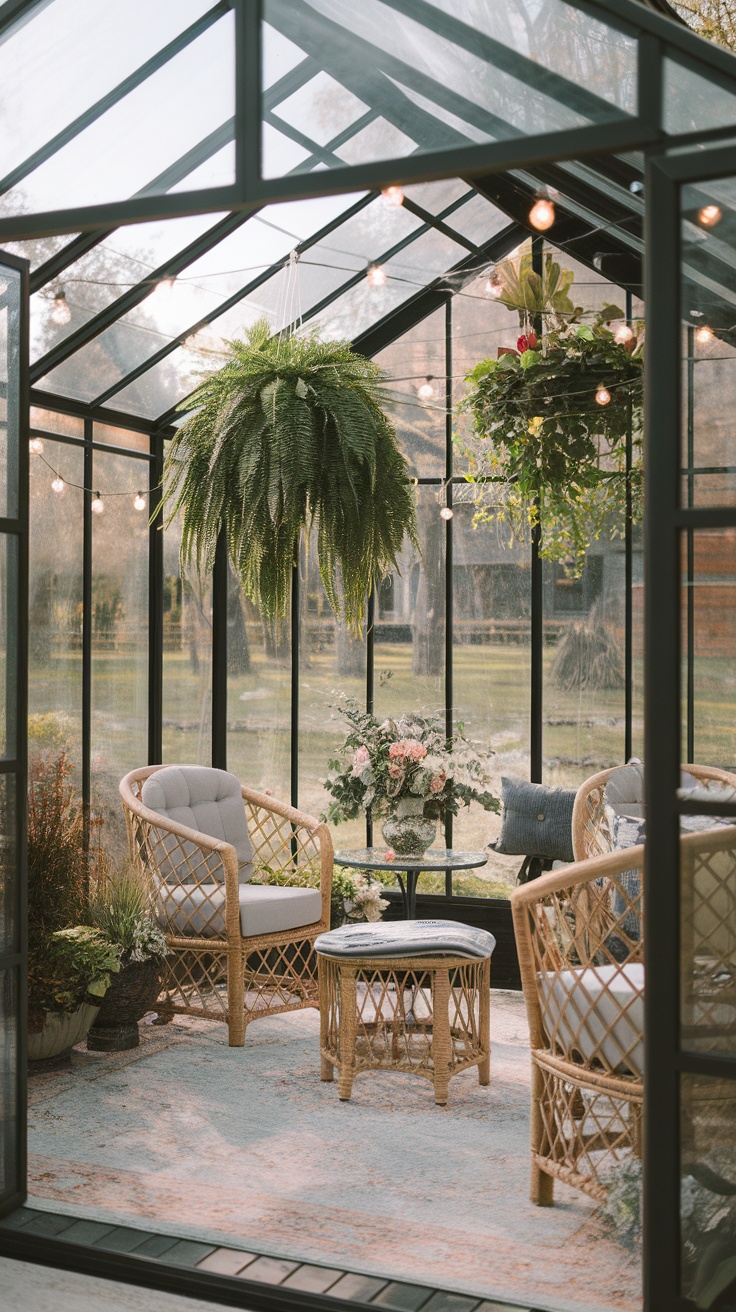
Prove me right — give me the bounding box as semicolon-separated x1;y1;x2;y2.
614;324;635;345
417;376;435;400
440;506;453;521
484;275;502;298
529;198;555;231
91;493;104;515
133;492;146;511
367;265;386;287
695;325;714;344
381;186;404;207
595;385;611;406
51;475;64;493
698;204;722;228
51;291;71;325
29;437;44;455
151;276;176;305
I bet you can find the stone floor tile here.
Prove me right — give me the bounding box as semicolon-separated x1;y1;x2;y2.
282;1264;344;1294
95;1226;159;1253
196;1248;258;1276
19;1213;75;1237
131;1235;181;1259
238;1255;299;1284
421;1293;481;1312
157;1239;216;1267
56;1219;117;1246
371;1281;435;1310
327;1272;389;1301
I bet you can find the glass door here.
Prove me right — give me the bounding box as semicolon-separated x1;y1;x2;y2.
644;151;736;1311
0;252;28;1217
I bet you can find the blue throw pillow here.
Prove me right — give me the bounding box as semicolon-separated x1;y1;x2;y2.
494;777;576;863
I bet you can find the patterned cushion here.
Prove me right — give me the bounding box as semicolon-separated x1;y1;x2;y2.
141;765;254;884
315;919;495;960
494;777;575;862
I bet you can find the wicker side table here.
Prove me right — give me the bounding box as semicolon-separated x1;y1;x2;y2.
317;947;492;1105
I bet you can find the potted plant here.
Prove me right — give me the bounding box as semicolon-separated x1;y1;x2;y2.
86;871;168;1052
27;752;120;1069
323;697;499;855
459;253;643;576
162;318;418;630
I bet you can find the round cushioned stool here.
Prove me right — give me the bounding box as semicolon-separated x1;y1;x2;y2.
315;919;495;1105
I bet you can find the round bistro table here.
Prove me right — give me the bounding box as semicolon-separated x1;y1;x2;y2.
333;848;489;919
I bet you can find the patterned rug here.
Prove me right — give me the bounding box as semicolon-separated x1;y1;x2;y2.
27;992;641;1312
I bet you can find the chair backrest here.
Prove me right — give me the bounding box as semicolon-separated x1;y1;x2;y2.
571;762;736;861
140;765;254;883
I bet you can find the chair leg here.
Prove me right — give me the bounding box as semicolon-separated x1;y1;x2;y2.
338;967;357;1101
530;1062;554;1205
432;967;451;1106
478;958;491;1086
227;945;246;1047
318;959;333;1081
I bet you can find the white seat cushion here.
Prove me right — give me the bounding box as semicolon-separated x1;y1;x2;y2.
141;765;254;884
541;963;644;1078
158;882;322;940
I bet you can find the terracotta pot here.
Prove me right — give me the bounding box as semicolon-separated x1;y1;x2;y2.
87;956;162;1052
28;1003;100;1071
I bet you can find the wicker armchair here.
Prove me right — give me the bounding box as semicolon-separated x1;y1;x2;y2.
120;765;333;1046
571;762;736;861
511;825;736;1205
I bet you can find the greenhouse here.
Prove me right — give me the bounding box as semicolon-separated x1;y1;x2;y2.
0;2;735;1311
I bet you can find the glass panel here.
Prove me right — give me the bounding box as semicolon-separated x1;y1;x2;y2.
0;779;16;956
162;511;212;768
90;452;149;862
685;530;736;767
0;969;17;1199
1;8;235;217
0;538;16;763
451;499;531;898
299;533;365;848
373;308;446;479
29;407;83;439
443;194;512;247
681;827;736;1061
0;267;21;520
227;579;291;806
681;178;736;509
680;1074;736;1304
261;0;637;180
665;54;736;137
29;439;84;779
543;551;626;785
93;422;149;454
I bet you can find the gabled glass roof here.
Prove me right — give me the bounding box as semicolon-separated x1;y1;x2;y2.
5;0;736;429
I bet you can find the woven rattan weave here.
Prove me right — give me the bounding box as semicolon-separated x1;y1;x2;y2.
120;766;333;1046
317;950;491;1104
511;825;736;1204
571;762;736;862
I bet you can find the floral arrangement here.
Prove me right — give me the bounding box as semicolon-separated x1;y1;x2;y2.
89;871;168;964
29;926;120;1027
323;698;499;824
458;253;643;575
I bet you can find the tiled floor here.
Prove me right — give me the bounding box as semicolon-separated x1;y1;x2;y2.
0;1206;535;1312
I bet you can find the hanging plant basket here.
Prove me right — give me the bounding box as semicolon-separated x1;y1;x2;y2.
162;319;418;629
459;255;644;574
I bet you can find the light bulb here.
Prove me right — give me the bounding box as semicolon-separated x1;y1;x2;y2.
696;325;714;344
51;475;64;493
51;291;71;325
529;198;555;231
595;385;611;406
614;324;635;345
28;437;43;455
698;204;722;228
367;265;387;287
381;186;404;207
133;492;146;511
440;506;453;521
91;493;104;515
484;276;502;298
417;377;435;401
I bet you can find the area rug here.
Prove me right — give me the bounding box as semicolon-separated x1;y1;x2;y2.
27;992;641;1312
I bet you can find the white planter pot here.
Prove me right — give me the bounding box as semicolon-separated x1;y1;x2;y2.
28;1003;100;1063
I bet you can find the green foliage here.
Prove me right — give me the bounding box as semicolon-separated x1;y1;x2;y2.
42;926;120;1010
162;320;418;629
28;712;71;757
495;250;581;328
27;752;112;1029
88;870;168;963
458;316;643;575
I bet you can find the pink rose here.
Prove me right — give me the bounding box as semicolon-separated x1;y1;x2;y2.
407;741;427;761
429;772;446;793
388;762;403;778
388;742;404;760
384;848;396;861
353;746;369;765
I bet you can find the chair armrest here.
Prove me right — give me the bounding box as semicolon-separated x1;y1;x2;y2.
241;787;334;927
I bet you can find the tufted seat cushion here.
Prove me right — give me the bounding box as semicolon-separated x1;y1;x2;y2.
159;882;322;940
604;763;699;819
141;765;254;884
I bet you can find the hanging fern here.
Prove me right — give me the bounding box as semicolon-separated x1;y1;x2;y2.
162;320;419;629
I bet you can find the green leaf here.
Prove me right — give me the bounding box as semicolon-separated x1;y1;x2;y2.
576;325;595;341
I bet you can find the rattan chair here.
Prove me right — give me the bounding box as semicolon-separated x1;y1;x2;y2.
571;762;736;861
120;765;333;1046
511;825;736;1205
